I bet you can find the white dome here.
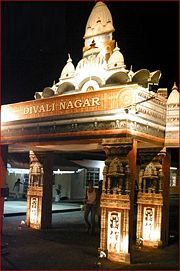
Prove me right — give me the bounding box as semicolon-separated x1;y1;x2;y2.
167;83;179;105
108;43;125;69
84;1;115;39
60;54;75;80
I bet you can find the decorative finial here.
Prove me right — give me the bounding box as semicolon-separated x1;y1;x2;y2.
172;82;178;91
113;42;120;52
128;65;134;79
67;53;72;62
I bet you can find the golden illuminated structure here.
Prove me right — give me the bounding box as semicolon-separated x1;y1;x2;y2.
26;151;53;229
1;1;179;265
99;138;136;263
136;148;171;248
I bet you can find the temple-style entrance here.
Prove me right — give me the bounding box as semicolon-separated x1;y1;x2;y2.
1;1;179;265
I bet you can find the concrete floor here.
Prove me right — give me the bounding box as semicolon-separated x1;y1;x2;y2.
2;207;179;270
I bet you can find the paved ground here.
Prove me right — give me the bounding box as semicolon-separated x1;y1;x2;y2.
4;200;82;216
1;204;179;270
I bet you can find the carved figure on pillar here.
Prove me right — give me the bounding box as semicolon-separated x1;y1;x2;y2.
136;148;167;247
108;212;120;253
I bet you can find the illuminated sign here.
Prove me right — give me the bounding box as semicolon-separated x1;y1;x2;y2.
23;97;101;114
1;86;137;122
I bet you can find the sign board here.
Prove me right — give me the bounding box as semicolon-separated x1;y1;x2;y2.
1;86;137;122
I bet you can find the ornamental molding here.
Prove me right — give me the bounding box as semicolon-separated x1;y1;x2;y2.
138;92;166;107
101;196;130;209
137;192;163;206
2;119;165;143
27;187;43;197
138;106;166;121
102;137;133;146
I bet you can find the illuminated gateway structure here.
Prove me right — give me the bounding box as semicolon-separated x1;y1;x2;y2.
1;1;179;264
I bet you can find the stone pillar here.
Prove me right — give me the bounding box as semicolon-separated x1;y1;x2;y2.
26;151;54;229
136;148;169;247
0;145;8;234
99;137;136;264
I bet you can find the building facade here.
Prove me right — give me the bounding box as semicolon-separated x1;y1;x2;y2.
1;1;179;263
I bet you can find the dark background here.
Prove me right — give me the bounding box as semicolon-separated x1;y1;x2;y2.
2;1;179;105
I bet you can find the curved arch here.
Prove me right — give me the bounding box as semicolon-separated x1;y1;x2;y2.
106;71;129;85
78;76;103;90
81;80;100;92
57;82;75;95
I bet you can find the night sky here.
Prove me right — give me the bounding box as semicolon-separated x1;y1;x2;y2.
2;1;179;105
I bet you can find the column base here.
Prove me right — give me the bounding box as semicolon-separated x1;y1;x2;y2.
108;251;130;264
29;223;41;230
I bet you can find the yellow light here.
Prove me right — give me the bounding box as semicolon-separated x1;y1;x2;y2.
152;228;161;241
121;234;129;253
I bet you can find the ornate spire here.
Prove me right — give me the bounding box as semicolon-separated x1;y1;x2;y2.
84;1;114;39
60;53;75;80
167;81;179;104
